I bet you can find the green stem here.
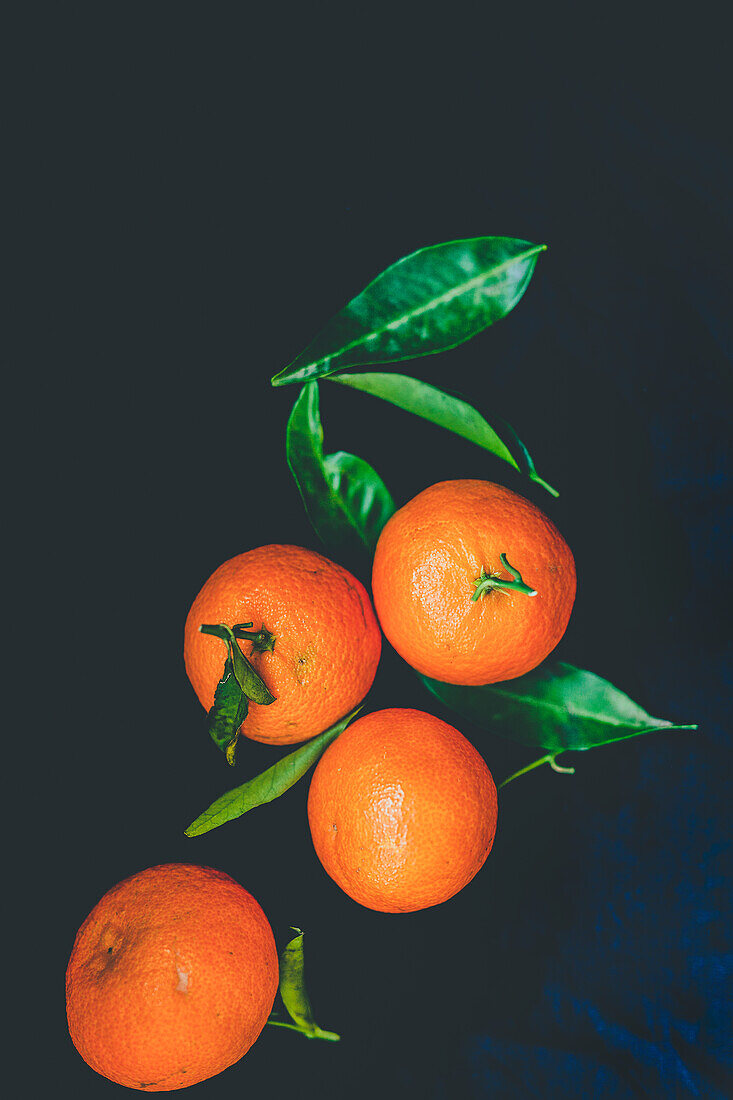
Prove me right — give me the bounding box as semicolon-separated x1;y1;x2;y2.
266;1020;340;1041
499;751;575;789
233;622;276;653
529;470;560;498
309;1027;341;1042
549;756;576;775
472;553;538;601
199;623;233;640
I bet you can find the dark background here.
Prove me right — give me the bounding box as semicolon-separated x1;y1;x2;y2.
20;8;730;1099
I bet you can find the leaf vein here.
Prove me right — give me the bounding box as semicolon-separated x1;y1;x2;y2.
300;245;545;375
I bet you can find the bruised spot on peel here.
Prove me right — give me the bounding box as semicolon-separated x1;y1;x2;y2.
176;966;189;993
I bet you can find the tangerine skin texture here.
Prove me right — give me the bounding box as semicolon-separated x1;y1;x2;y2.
65;864;278;1092
307;708;498;913
184;544;382;744
372;480;576;685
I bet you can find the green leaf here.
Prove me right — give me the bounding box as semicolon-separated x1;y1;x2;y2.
184;706;361;837
199;623;275;705
422;661;697;752
272;237;546;387
489;416;558;498
331;371;558;496
286;381;395;555
322;451;396;549
206;656;249;756
271;929;339;1041
229;634;275;705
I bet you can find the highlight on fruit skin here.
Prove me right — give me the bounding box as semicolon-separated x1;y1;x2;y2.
307;708;498;913
184;543;382;746
371;479;576;686
65;863;278;1092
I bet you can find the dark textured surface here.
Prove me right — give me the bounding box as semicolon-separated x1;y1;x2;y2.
23;12;730;1098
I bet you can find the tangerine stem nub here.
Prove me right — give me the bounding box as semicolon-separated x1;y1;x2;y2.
233;623;277;653
471;553;538;602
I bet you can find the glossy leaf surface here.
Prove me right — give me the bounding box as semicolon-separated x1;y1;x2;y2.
184;706;361;837
322;450;396;548
286;382;394;555
272;237;546;386
332;371;557;496
422;661;697;752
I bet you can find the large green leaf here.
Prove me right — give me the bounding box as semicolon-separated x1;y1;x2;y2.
331;371;558;496
271;237;546;387
184;706;361;837
286;381;394;555
422;661;697;752
270;929;339;1041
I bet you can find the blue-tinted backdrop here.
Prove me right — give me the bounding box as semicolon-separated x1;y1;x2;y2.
27;11;730;1099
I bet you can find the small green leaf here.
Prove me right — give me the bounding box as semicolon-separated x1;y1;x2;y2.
206;656;249;756
331;371;558;497
286;381;394;556
272;237;545;387
273;929;340;1041
184;706;361;837
199;623;275;705
422;661;697;752
229;636;275;705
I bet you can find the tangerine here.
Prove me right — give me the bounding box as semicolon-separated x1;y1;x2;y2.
372;480;576;685
65;863;278;1091
307;708;497;913
184;544;381;745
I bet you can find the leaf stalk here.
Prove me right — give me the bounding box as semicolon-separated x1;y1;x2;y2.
499;751;575;789
266;1019;340;1041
